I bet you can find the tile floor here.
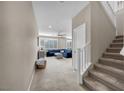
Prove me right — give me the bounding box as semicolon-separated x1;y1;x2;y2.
30;57;86;91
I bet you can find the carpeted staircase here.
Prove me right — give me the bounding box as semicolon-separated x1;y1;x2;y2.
83;35;124;91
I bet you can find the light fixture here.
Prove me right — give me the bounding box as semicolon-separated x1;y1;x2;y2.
48;25;52;29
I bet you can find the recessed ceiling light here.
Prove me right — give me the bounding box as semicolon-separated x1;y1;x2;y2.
48;25;52;29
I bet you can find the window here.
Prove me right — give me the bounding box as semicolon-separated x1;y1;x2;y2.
40;39;45;48
66;40;72;49
39;37;58;49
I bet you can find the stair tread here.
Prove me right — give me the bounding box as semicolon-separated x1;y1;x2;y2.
107;48;122;53
103;52;124;60
116;36;124;39
111;42;123;44
115;38;124;40
83;35;124;90
107;48;122;49
99;58;124;70
116;35;124;37
104;52;121;55
111;43;123;45
84;77;112;91
90;70;124;90
100;58;124;63
95;63;124;76
113;40;123;42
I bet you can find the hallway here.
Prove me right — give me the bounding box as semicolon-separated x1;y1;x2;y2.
30;57;86;91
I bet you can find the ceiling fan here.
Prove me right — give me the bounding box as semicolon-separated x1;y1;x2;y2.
58;31;66;36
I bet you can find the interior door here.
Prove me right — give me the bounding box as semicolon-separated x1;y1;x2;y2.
72;24;86;84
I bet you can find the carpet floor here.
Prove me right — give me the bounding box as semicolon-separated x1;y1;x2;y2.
30;57;86;91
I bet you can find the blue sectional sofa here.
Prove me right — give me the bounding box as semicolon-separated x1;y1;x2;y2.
46;49;61;57
62;49;72;58
46;49;72;58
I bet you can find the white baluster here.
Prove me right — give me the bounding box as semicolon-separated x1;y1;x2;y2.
77;48;82;84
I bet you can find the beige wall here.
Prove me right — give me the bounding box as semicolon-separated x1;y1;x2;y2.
72;4;91;44
0;2;37;90
72;2;116;64
91;2;116;63
116;9;124;35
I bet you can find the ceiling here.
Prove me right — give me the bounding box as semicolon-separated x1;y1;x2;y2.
32;1;88;37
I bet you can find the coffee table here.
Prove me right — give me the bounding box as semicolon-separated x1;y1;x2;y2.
54;53;63;59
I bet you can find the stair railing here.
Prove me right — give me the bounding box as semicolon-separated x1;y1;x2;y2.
106;1;124;14
117;1;124;12
78;41;91;84
106;1;116;15
100;1;116;27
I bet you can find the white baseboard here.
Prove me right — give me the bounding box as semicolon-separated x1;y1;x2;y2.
27;65;35;91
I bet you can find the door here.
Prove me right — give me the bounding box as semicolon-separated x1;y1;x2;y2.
72;24;86;84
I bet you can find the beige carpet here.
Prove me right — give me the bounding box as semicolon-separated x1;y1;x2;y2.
30;57;86;91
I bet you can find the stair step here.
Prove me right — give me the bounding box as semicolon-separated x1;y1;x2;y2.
116;35;124;39
110;43;123;48
106;48;122;53
103;52;124;60
83;35;124;90
99;58;124;70
84;76;112;91
89;70;124;90
113;39;123;43
95;63;124;81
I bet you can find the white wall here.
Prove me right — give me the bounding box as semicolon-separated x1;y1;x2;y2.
116;9;124;35
91;2;116;63
72;2;116;64
0;1;37;90
72;4;91;44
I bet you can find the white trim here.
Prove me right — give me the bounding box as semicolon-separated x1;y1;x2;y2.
27;67;35;91
120;47;124;56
